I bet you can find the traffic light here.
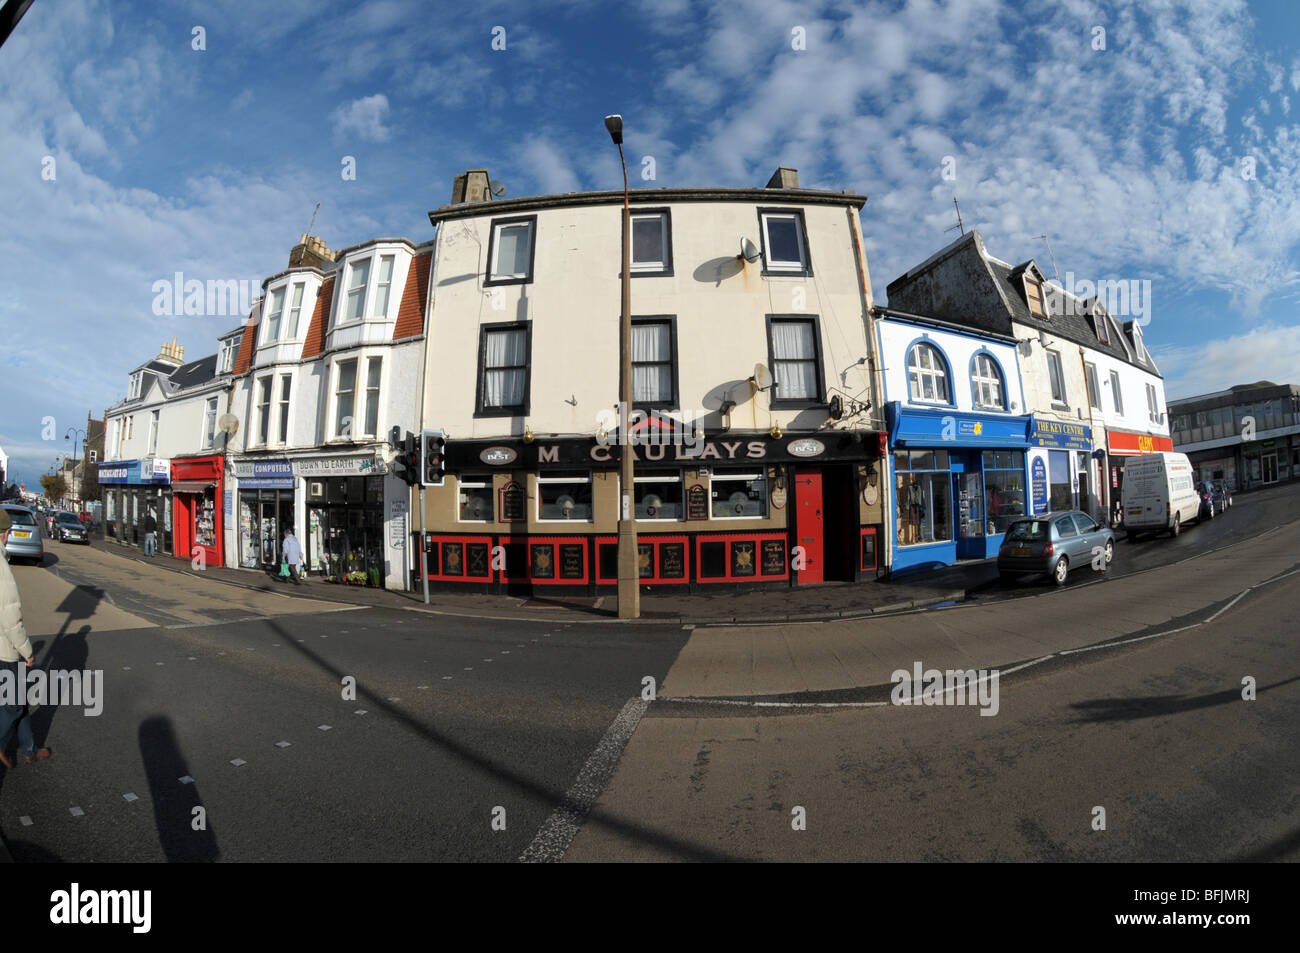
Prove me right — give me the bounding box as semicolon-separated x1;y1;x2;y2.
421;430;445;486
404;432;420;486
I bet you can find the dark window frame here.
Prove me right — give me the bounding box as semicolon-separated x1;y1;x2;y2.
764;313;826;409
483;215;538;287
474;321;532;418
627;207;674;278
630;314;679;409
756;207;814;278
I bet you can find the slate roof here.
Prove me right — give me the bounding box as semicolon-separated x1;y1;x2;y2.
885;230;1161;377
165;354;218;392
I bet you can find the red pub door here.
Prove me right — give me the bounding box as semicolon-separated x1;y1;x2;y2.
794;469;824;584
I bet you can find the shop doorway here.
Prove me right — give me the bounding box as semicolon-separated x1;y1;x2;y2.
1262;452;1279;485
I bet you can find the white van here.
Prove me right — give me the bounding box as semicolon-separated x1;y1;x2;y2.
1122;451;1202;540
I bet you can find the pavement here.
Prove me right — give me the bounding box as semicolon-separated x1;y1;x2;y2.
89;535;981;624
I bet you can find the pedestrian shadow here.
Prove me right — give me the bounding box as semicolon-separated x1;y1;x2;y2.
1069;673;1300;723
138;715;219;862
28;625;91;754
263;615;740;862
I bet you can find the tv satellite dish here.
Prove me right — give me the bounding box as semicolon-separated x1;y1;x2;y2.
217;414;239;435
490;180;507;197
740;236;761;263
752;363;773;391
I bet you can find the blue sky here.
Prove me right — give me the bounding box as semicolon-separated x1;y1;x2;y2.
2;0;1299;487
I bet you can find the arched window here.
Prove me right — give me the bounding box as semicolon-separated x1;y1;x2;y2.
907;343;950;402
971;353;1005;410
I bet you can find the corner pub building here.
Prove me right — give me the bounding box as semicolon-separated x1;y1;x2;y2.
412;168;889;592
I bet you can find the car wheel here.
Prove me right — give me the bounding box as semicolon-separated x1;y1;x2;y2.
1103;539;1114;567
1170;513;1181;537
1053;556;1069;586
1207;503;1214;519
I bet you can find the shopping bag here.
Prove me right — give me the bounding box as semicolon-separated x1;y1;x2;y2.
279;560;291;578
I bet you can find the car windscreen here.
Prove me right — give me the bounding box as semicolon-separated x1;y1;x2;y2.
3;509;37;526
1005;520;1048;541
57;514;82;525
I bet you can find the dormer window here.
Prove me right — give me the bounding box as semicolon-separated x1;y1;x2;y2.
219;333;243;373
343;258;371;322
263;287;285;343
374;255;396;318
128;371;143;399
286;283;306;338
1024;276;1046;319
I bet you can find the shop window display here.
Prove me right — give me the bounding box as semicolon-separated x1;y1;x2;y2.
895;451;952;546
982;450;1026;533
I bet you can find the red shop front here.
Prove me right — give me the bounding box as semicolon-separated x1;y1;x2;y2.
171;455;224;568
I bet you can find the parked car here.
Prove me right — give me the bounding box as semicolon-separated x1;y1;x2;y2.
1212;479;1233;509
997;510;1115;586
53;510;89;544
1196;481;1231;519
1122;451;1203;541
45;509;59;536
1;505;45;565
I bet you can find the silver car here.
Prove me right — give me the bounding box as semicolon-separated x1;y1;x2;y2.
997;510;1114;586
2;505;46;565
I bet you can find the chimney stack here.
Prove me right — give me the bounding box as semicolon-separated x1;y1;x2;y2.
451;169;491;205
158;337;184;364
765;167;799;189
289;233;336;269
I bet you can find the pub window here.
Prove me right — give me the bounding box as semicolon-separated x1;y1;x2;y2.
486;216;536;284
634;471;682;520
458;474;494;522
710;471;768;519
767;316;823;405
537;471;593;521
477;323;530;416
632;318;676;406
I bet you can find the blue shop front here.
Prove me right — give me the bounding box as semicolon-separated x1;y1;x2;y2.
98;457;173;550
886;403;1033;573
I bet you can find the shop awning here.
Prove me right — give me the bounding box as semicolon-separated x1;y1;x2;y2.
171;480;216;493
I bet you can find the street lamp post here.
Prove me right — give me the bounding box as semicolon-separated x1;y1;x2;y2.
66;426;85;509
605;114;640;620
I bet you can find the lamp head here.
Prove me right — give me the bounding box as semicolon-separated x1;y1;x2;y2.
604;114;623;145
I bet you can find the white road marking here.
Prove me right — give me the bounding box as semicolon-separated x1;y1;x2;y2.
1204;589;1250;624
69;807;84;817
275;741;291;748
178;776;194;784
356;710;368;715
230;759;246;767
19;816;32;826
123;793;138;802
520;696;649;863
317;725;331;731
663;696;889;709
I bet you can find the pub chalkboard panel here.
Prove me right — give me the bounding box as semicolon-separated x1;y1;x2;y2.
660;542;686;578
637;543;654;578
686;484;708;521
699;540;726;578
501;481;525;521
530;543;555;578
761;539;786;575
731;540;756;576
598;542;618;581
441;542;464;576
466;542;491;577
559;543;585;579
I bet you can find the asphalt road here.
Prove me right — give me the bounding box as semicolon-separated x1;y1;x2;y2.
0;546;688;861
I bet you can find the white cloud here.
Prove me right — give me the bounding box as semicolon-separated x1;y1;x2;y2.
330;94;392;143
519;138;581;195
1155;324;1300;400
